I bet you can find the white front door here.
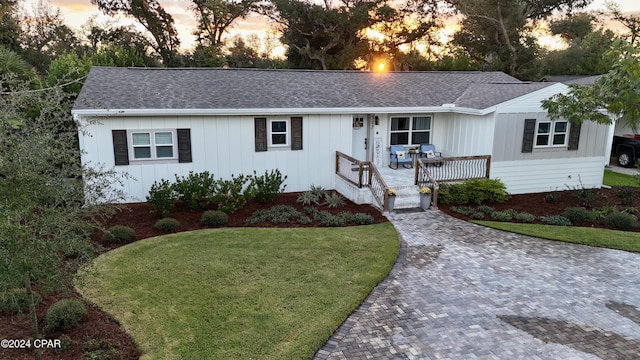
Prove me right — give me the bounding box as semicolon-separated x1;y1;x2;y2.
351;115;369;161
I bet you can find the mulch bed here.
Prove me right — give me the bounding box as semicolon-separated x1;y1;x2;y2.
0;192;387;360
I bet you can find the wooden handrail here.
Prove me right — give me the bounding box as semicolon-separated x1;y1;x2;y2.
336;151;388;209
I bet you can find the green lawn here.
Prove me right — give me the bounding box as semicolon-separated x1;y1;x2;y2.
603;169;640;187
77;224;399;360
472;220;640;253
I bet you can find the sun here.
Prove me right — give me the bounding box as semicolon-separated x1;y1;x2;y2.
376;61;386;72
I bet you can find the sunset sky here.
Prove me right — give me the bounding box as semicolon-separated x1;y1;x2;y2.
25;0;640;51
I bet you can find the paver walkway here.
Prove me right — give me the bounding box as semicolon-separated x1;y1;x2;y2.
314;210;640;360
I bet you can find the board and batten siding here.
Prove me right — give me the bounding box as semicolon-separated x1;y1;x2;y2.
432;113;495;157
491;157;605;194
78;114;352;202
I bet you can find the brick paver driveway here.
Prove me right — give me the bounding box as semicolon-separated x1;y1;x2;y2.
315;210;640;360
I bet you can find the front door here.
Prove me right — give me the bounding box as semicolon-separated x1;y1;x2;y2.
351;115;369;161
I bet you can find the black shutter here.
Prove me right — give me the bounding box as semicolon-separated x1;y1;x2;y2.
112;130;129;165
177;129;192;163
255;117;267;152
568;121;581;151
291;117;303;150
522;119;536;153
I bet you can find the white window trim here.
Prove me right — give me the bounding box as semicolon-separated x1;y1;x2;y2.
268;118;290;148
389;115;432;146
128;129;178;161
534;120;569;148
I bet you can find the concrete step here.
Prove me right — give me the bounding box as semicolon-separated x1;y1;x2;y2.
389;185;421;209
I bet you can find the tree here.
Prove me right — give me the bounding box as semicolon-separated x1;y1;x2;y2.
0;0;21;53
605;1;640;46
447;0;594;78
541;28;617;76
191;0;260;48
542;41;640;132
91;0;182;66
0;77;125;357
549;12;595;41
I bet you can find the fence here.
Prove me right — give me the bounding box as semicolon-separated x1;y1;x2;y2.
336;151;388;209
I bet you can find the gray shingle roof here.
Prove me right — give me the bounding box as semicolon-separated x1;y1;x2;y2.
73;67;555;112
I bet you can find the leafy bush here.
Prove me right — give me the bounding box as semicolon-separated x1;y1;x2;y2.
310;184;327;198
351;213;374;225
471;212;485;220
0;288;41;315
567;182;596;207
450;206;476;216
491;210;515;222
153;218;180;233
438;179;509;205
201;210;228;227
102;225;136;244
174;171;216;209
245;205;309;225
146;179;176;217
251;169;287;203
323;192;346;208
476;205;496;215
541;215;572;226
544;192;559;203
44;299;87;333
297;191;321;206
562;207;595;224
513;212;536;223
320;212;350;227
83;337;121;360
604;211;637;231
592;205;617;220
212;174;253;213
618;187;636;206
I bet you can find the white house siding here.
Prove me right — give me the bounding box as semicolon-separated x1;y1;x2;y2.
491;157;605;194
433;113;495;157
78;114;352;202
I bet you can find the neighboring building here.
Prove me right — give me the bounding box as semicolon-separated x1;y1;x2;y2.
73;67;611;203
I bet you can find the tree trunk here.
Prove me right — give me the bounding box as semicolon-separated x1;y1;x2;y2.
496;3;518;76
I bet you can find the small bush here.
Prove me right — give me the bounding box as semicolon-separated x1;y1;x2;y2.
102;225;136;244
323;192;346;208
146;179;176;217
542;215;572;226
618;187;636;206
491;210;514;222
201;210;228;227
450;206;476;216
174;171;216;209
476;205;496;215
153;218;180;233
297;191;321;206
0;288;41;315
471;212;485;220
251;169;287;203
351;213;374;225
437;179;508;205
245;205;308;225
44;299;87;334
562;207;596;224
604;211;637;231
513;212;536;223
310;184;327;198
212;174;253;213
544;193;559;203
83;337;121;360
320;212;349;227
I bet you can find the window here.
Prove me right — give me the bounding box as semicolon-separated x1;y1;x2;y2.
390;115;431;145
131;130;176;160
269;119;289;147
535;120;568;147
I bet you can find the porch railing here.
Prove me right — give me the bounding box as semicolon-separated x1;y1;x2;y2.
336;151;388;209
415;155;491;209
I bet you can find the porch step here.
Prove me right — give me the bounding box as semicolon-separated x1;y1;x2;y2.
390;185;421;209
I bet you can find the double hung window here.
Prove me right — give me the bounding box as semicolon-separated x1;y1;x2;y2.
390;116;431;145
131;131;176;160
535;120;568;147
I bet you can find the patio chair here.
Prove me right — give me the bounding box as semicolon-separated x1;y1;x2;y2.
420;144;443;167
389;145;413;169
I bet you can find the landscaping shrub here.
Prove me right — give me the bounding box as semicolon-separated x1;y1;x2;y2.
83;337;121;360
251;169;287;203
245;205;309;225
0;288;41;315
491;210;515;222
449;206;476;216
351;213;374;225
174;171;216;209
310;184;327;198
320;212;350;227
201;210;228;227
323;192;346;208
146;179;176;217
604;211;637;231
562;207;596;224
541;215;572;226
544;192;559;203
471;211;485;220
102;225;136;244
476;205;496;215
437;179;508;205
212;174;253;213
513;212;536;223
44;299;87;333
297;191;321;206
618;187;636;206
153;218;180;233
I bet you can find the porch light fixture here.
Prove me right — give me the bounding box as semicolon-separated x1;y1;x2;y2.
374;116;380;125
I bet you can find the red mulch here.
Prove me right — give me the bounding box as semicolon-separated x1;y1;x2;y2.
439;187;640;231
0;192;387;360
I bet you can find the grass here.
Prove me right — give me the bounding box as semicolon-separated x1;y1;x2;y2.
472;220;640;253
603;169;640;187
77;224;399;360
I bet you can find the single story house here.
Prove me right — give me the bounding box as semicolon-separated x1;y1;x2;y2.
72;67;612;203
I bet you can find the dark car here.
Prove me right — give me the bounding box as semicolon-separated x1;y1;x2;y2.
612;135;640;167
